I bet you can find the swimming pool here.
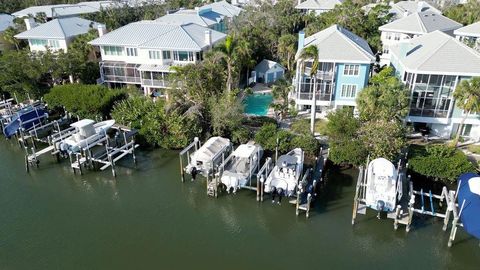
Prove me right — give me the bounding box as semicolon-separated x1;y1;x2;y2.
243;93;273;116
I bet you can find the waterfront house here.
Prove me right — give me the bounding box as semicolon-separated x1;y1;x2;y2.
295;0;344;15
156;8;227;33
14;17;99;53
200;0;243;20
253;59;285;84
292;24;375;114
12;1;117;20
389;31;480;141
0;13;14;51
379;11;462;66
89;21;226;95
454;21;480;52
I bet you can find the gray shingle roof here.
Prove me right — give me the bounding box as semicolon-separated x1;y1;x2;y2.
14;17;98;40
200;0;242;18
390;31;480;76
12;1;117;18
255;59;284;74
295;0;344;10
155;9;224;27
89;21;226;51
454;21;480;38
379;11;462;35
297;24;375;63
0;14;14;32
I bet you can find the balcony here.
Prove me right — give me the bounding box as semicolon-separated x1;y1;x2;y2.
104;75;141;84
303;69;334;81
141;79;170;88
295;82;333;102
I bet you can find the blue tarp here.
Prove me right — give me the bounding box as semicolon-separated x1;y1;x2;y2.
457;173;480;240
3;107;47;138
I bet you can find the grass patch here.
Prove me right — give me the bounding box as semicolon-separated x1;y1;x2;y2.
291;118;327;135
467;144;480;154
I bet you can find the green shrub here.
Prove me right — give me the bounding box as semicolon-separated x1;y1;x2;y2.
242;116;277;128
408;144;475;184
44;84;127;119
291;134;320;156
290;118;328;135
467;144;480;154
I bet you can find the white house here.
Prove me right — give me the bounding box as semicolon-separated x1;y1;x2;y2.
12;1;117;19
389;1;441;20
200;0;243;20
253;59;285;84
379;11;462;66
295;0;344;15
389;31;480;141
454;21;480;52
156;8;227;32
14;17;99;53
89;21;226;95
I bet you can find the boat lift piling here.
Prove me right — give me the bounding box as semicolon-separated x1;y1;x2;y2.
179;137;200;182
256;157;273;202
296;169;312;218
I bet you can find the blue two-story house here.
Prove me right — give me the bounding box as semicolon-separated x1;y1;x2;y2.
292;25;375;115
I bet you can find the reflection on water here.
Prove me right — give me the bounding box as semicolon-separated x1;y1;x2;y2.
0;140;478;269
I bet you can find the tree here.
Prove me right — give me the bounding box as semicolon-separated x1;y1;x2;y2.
444;0;480;26
452;77;480;146
359;119;406;161
356;67;409;122
2;27;22;51
271;78;293;119
298;45;319;134
277;34;297;75
214;35;238;92
209;91;244;137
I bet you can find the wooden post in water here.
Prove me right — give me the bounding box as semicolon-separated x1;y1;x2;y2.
351;166;363;225
306;193;312;218
296;190;301;216
179;153;184;182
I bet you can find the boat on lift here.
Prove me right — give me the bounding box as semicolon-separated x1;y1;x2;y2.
56;119;115;154
264;148;304;197
364;158;398;212
220;142;263;193
185;136;232;177
2;105;48;138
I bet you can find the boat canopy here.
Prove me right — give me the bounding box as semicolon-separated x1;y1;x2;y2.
192;136;230;162
231;144;258;159
458;173;480;240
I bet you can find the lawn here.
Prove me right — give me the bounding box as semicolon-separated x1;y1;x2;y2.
290;118;328;135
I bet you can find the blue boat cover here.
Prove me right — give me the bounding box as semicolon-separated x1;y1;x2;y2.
3;107;47;138
457;173;480;240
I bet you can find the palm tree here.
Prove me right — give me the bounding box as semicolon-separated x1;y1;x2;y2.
2;27;20;50
452;77;480;146
215;35;238;92
298;45;319;134
271;78;293;120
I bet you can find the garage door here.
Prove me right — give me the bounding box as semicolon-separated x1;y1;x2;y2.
266;72;275;83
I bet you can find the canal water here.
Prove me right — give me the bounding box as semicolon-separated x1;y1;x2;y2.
0;139;479;269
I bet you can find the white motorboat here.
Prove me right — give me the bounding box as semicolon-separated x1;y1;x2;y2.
364;158;398;212
57;119;115;153
264;148;304;197
185;136;232;176
220;142;263;193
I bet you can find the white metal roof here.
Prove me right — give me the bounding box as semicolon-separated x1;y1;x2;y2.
454;21;480;38
12;1;118;18
390;31;480;76
155;8;224;27
200;0;242;18
379;11;462;35
297;24;375;63
390;1;441;17
89;21;226;51
15;17;98;40
232;144;261;159
0;14;14;32
295;0;344;10
255;59;284;74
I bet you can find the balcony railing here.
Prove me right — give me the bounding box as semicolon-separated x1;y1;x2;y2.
297;92;332;102
303;69;334;80
103;75;141;84
141;79;170;88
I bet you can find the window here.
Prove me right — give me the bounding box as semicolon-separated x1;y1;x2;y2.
341;84;357;98
162;50;171;60
343;64;359;76
30;39;47;46
149;50;161;59
394;33;400;41
103;46;123;56
385;32;392;40
48;40;60;48
173;51;194;61
383;47;389;54
126;47;137;57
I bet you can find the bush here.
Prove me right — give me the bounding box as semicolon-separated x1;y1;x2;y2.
408;144;475;184
44;84;127;119
290;118;327;135
242;116;277;128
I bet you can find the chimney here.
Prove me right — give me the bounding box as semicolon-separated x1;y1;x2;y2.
97;24;107;37
297;30;305;52
24;18;37;30
205;30;212;47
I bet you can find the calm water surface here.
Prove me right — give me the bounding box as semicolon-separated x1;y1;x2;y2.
0;139;479;269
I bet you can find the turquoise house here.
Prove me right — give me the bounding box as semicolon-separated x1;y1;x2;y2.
293;25;375;115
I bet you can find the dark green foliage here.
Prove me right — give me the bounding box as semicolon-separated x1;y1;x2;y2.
111;96;202;149
241;116;277;128
444;0;480;26
44;84;127;119
408;144;475;184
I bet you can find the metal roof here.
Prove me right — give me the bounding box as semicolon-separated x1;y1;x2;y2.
297;24;375;63
295;0;344;10
379;11;462;35
255;59;284;74
12;1;117;18
390;31;480;76
0;14;14;32
155;9;224;27
390;1;441;17
454;21;480;38
15;17;98;40
200;0;242;18
89;21;226;51
137;64;172;72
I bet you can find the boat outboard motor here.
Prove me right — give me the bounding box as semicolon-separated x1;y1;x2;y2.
376;200;385;219
191;166;198;181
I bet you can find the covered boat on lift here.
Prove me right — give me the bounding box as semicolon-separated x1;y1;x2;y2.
56;119;115;154
185;136;232;177
264;148;304;197
457;173;480;240
2;106;48;138
220;142;263;193
364;158;398;212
